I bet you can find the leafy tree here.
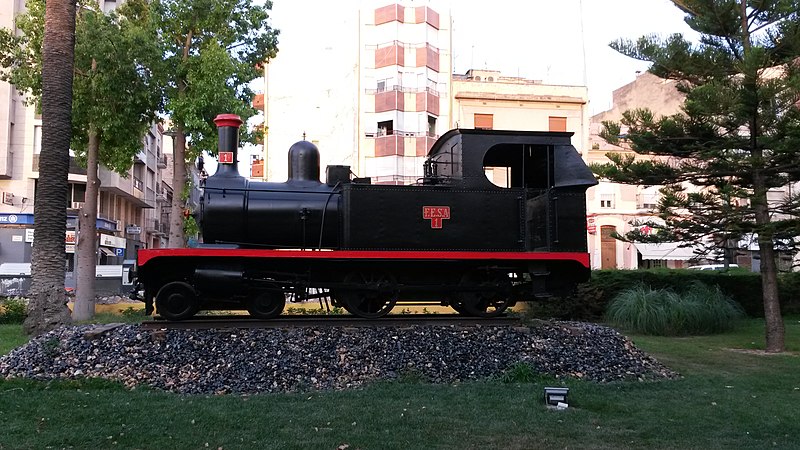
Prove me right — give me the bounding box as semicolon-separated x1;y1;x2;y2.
1;0;163;323
70;1;163;320
593;0;800;352
152;0;278;247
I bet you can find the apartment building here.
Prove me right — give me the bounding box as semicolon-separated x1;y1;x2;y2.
358;3;452;185
259;1;451;184
451;69;589;146
0;0;171;280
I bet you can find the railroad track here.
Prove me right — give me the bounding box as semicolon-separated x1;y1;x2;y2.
140;314;521;330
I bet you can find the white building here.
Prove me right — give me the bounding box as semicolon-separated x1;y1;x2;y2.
0;0;171;286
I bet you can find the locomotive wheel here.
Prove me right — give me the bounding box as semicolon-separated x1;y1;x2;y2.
448;299;472;316
247;290;286;319
155;281;199;321
339;271;398;318
459;271;512;318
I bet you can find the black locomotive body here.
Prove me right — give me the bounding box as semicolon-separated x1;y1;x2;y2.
135;114;597;320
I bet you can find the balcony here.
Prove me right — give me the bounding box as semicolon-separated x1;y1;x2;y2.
146;218;166;236
369;86;440;114
157;154;167;169
415;44;440;71
365;131;438;158
375;90;405;112
415;91;439;115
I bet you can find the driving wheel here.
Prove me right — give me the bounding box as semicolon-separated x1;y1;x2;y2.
247;289;286;319
338;271;398;318
458;271;512;318
155;281;199;321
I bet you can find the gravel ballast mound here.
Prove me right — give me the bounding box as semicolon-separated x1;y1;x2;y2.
0;321;678;394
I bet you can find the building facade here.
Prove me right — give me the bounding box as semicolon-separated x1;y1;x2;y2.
587;72;794;271
259;1;451;185
258;2;591;187
451;69;589;145
586;72;695;270
0;0;171;285
358;3;451;185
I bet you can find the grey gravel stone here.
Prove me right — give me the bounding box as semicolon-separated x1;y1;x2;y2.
94;295;141;305
0;321;678;394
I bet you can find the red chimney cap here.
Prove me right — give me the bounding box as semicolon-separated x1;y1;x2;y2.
214;114;243;128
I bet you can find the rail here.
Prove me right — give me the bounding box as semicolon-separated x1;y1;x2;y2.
140;314;521;330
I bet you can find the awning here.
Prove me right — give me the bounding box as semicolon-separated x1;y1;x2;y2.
99;247;116;257
634;243;699;261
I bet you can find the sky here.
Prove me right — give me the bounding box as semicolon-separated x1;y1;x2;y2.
446;0;696;114
216;0;698;177
265;0;697;115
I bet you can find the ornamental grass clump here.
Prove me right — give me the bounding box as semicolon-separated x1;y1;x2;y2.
606;281;744;336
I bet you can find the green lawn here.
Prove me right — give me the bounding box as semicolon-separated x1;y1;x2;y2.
0;317;798;449
0;323;29;355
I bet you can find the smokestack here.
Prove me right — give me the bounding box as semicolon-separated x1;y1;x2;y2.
212;113;243;177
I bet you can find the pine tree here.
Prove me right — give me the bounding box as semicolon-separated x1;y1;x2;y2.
593;0;800;352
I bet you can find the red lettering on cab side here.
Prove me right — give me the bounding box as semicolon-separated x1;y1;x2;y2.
422;206;450;229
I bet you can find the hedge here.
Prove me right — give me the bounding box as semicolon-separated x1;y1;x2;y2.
528;269;800;321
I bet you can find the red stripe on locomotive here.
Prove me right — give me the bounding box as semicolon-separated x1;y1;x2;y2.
138;248;590;268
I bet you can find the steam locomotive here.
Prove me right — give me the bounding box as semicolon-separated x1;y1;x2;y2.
134;114;597;320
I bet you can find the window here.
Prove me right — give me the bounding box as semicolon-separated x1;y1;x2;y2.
474;113;493;130
377;120;393;136
485;167;510;188
549;116;567;132
33;125;42;154
133;164;144;191
67;183;86;207
427;78;437;91
600;193;614;208
642;260;666;269
427;115;436;136
377;77;393;92
483;143;551;189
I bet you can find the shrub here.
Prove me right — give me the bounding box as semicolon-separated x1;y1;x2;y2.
0;297;27;324
284;306;345;315
526;269;800;322
121;307;146;318
501;363;539;383
606;281;744;336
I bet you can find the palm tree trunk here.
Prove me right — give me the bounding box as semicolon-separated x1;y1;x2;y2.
24;0;77;336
